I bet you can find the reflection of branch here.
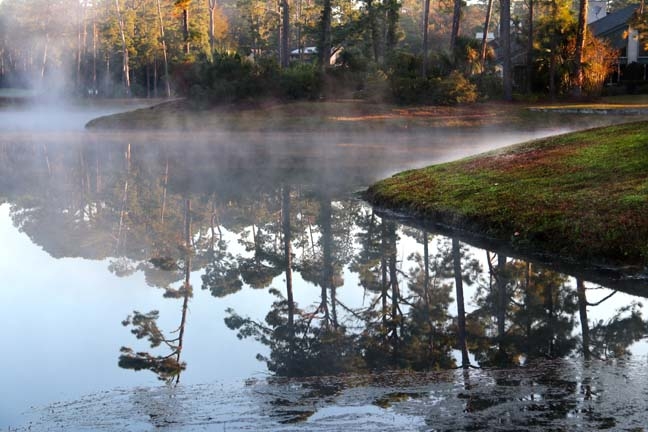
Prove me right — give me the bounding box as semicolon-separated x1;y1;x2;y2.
587;290;618;307
336;299;365;321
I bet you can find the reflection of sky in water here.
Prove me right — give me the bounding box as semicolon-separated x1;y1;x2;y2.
0;204;270;428
3;197;648;430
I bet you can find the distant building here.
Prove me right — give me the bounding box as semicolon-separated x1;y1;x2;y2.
289;46;344;65
589;3;648;83
475;32;495;41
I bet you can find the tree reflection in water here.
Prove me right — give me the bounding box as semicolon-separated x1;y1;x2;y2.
119;199;194;382
1;137;647;430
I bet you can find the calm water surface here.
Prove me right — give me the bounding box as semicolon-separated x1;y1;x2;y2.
1;104;647;431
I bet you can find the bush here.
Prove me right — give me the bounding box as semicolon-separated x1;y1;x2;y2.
279;63;322;100
471;73;503;100
178;53;274;105
389;56;478;106
435;71;478;105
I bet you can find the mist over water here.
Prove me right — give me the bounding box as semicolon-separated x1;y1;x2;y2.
1;103;647;431
0;99;154;132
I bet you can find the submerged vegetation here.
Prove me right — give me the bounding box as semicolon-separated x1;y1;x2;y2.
366;121;648;268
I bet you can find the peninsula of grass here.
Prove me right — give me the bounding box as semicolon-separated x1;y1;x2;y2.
365;121;648;269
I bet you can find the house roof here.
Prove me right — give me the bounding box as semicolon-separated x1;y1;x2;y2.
590;4;640;37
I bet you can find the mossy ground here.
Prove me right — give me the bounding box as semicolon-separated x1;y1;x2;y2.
366;121;648;267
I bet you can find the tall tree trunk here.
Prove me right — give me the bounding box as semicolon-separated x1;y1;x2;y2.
156;0;172;97
367;0;381;62
526;0;534;93
281;0;290;68
450;0;462;53
183;8;190;54
208;0;216;55
385;0;399;57
480;0;494;73
114;0;131;95
318;0;332;69
422;0;430;75
500;0;512;100
453;238;470;368
573;0;588;96
549;0;558;100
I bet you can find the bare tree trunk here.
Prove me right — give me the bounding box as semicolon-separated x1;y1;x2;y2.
318;0;332;69
576;279;591;360
501;0;512;100
450;0;462;53
526;0;534;93
156;0;172;97
208;0;216;55
573;0;588;96
422;0;430;75
280;0;290;68
480;0;494;73
114;0;131;95
385;0;399;57
367;0;381;62
183;8;190;55
453;239;470;368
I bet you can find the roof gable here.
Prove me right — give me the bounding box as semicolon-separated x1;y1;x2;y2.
590;4;640;36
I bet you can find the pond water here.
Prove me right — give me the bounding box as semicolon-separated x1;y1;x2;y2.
1;104;647;431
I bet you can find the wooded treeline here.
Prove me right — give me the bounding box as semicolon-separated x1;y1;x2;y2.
0;0;634;102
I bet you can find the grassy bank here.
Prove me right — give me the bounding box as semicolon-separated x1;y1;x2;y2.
85;99;529;132
365;121;648;268
83;96;648;132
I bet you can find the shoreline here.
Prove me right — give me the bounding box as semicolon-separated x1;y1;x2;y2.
364;122;648;278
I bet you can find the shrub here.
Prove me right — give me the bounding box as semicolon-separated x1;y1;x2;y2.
279;63;322;100
471;73;503;100
435;71;478;105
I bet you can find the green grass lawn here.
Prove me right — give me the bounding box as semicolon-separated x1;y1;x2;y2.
365;121;648;267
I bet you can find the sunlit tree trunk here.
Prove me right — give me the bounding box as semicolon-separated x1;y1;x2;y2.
183;8;190;54
156;0;172;97
573;0;588;95
480;0;494;73
208;0;216;55
114;0;131;95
